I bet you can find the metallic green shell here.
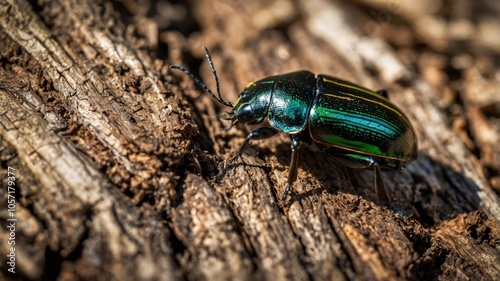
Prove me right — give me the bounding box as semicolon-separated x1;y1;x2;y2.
233;71;316;133
309;75;418;162
233;71;417;163
267;71;316;134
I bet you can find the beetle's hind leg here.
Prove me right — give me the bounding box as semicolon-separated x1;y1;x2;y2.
373;162;390;203
321;149;391;204
376;89;389;98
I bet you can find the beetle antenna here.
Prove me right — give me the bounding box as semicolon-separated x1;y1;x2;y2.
203;47;233;107
169;47;233;108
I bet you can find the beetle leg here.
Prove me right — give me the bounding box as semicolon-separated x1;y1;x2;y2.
373;162;390;204
281;136;303;201
342;157;390;204
376;89;389;98
321;148;391;203
343;156;391;203
228;127;279;165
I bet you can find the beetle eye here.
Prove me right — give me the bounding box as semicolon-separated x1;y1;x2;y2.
236;104;254;123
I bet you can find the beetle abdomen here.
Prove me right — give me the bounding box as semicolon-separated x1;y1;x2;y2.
309;75;418;161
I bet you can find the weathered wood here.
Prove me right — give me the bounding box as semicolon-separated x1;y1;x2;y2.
1;0;499;280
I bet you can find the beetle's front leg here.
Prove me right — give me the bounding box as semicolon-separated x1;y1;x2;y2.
281;136;303;201
228;127;279;165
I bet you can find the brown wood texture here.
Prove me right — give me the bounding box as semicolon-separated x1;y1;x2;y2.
1;0;500;280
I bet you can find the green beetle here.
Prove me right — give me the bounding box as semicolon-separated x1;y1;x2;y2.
170;48;418;203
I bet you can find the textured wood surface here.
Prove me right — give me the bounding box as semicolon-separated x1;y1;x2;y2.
1;0;499;280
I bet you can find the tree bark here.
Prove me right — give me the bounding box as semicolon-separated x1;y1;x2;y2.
1;0;499;280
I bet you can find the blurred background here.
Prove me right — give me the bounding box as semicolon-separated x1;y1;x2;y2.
129;0;500;194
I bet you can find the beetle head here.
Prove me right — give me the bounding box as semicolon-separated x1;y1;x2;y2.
225;80;274;126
